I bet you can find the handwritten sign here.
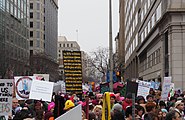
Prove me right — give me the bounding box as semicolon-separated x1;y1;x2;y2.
29;80;54;102
14;76;36;100
137;80;151;99
161;77;172;100
0;79;13;116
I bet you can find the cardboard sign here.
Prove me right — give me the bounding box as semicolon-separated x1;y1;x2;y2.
29;80;54;102
137;80;151;99
0;79;13;116
161;77;172;100
55;104;82;120
14;76;36;100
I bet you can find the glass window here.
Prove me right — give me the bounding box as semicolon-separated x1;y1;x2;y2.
6;1;10;12
30;12;33;18
156;2;161;21
37;3;40;10
36;22;40;29
30;3;33;9
71;44;73;47
30;41;33;47
36;40;40;47
151;13;155;28
30;31;33;37
37;12;40;19
30;22;33;28
36;31;40;38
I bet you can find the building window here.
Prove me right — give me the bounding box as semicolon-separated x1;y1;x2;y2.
30;50;33;56
36;31;40;38
37;3;40;10
36;40;40;47
30;12;33;18
37;12;40;19
59;50;60;52
71;44;73;47
59;54;61;57
30;41;33;47
36;22;40;29
30;31;33;37
156;2;161;21
30;3;33;9
59;44;61;47
63;44;65;47
67;44;69;47
30;22;33;28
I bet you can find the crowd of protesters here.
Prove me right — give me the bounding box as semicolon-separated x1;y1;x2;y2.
1;87;185;120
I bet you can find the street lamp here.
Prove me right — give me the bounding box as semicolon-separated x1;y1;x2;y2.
109;0;113;92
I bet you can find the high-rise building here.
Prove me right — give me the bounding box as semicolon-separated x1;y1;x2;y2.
0;0;30;78
122;0;185;89
29;0;58;60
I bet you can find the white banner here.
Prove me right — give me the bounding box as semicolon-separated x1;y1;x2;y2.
0;79;13;116
161;77;172;100
137;80;151;99
29;80;54;102
14;76;36;100
55;104;82;120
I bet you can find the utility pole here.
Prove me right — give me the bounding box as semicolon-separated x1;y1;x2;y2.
109;0;113;92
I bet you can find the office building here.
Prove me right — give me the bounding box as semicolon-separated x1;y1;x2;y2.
122;0;185;89
0;0;30;78
29;0;58;60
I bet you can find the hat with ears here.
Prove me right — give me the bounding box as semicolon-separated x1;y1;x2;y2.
48;102;55;111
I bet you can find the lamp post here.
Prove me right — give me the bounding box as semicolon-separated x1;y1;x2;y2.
109;0;113;92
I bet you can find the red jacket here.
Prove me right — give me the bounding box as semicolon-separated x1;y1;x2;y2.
122;100;132;111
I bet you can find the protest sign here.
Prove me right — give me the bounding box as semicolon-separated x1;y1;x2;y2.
14;76;36;100
126;81;138;97
100;82;110;94
161;77;172;100
29;80;54;102
0;79;13;116
55;104;82;120
137;80;151;99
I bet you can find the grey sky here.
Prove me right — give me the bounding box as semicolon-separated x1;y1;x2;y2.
58;0;119;53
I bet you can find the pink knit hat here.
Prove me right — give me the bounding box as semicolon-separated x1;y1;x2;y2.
48;102;55;111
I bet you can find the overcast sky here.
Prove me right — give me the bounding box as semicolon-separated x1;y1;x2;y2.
58;0;119;53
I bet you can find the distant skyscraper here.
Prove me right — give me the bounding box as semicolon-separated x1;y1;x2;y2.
29;0;58;60
0;0;30;77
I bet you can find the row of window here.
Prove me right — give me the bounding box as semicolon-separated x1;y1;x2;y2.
140;2;161;43
139;48;161;72
59;43;73;48
30;31;44;39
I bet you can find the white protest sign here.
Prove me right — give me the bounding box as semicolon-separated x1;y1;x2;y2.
56;104;82;120
29;80;54;102
137;80;151;99
0;79;13;116
14;76;36;100
161;77;172;100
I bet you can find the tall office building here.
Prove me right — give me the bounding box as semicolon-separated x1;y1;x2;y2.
122;0;185;89
0;0;30;78
29;0;58;60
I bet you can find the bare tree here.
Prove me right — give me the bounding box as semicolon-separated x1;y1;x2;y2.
89;47;109;82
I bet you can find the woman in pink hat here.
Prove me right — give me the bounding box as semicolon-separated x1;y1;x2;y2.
44;102;55;120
